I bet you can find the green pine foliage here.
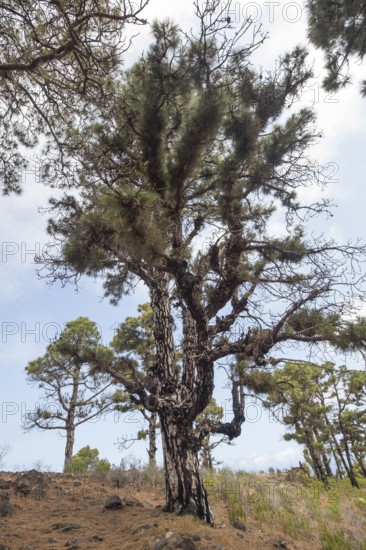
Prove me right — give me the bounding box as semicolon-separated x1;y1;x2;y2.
0;1;149;194
306;0;366;95
65;446;111;475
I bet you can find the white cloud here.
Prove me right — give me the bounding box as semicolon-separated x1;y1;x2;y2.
274;446;302;464
222;445;302;472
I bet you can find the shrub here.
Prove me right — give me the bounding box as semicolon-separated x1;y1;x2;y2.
65;445;110;475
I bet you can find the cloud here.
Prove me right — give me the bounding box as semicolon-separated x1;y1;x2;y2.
223;445;302;471
274;446;302;464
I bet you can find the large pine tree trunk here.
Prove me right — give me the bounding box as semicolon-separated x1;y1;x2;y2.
151;273;214;523
160;413;214;524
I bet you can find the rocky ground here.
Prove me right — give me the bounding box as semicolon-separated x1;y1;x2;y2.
0;470;324;550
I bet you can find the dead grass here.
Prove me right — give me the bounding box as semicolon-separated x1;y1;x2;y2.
203;469;366;549
0;468;365;549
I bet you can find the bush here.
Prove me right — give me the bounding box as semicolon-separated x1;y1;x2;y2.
93;458;111;475
65;445;110;475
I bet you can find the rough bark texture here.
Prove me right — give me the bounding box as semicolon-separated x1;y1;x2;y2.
148;412;158;466
63;370;80;471
64;426;75;471
160;414;213;523
150;272;177;387
149;272;214;522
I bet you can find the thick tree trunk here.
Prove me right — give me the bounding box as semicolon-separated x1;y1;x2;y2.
150;273;214;523
160;414;214;524
151;272;177;386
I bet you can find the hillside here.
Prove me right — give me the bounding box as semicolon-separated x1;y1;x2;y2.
0;468;365;550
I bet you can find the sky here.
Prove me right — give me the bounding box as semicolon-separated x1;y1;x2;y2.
1;0;366;473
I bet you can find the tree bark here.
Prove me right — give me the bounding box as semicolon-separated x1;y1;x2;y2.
160;413;214;524
64;369;80;472
303;427;329;487
150;272;215;523
342;436;360;488
151;272;177;387
148;412;158;466
201;437;213;470
64;426;75;471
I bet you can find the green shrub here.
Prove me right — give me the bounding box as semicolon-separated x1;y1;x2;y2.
65;445;110;475
93;458;111;475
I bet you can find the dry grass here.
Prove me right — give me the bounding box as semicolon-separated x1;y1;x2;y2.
203;468;366;549
0;466;365;549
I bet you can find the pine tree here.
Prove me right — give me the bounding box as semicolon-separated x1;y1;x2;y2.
24;317;128;471
38;1;366;523
261;362;333;486
261;361;366;488
111;304;160;466
324;365;362;488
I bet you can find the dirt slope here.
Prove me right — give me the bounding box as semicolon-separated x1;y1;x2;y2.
0;471;320;550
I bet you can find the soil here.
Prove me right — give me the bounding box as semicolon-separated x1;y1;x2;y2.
0;471;319;550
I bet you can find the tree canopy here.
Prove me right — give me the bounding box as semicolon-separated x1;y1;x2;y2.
0;0;149;194
306;0;366;95
249;361;366;488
